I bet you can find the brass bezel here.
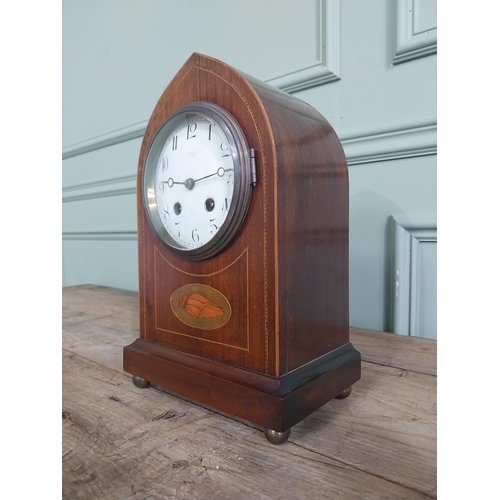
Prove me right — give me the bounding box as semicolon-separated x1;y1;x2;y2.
143;102;253;261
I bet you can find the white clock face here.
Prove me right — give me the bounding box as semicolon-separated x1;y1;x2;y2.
155;115;235;249
143;102;254;260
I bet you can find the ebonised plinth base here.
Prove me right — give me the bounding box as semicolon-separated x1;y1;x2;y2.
124;339;360;437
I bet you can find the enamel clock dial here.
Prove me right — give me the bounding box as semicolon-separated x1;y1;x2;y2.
143;102;255;260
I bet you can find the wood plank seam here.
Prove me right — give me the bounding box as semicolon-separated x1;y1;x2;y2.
289;441;436;499
359;357;436;377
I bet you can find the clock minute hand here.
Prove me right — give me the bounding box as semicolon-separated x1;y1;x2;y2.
162;178;197;191
194;172;218;182
192;167;233;184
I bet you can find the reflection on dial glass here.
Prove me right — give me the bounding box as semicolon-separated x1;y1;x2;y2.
154;115;235;249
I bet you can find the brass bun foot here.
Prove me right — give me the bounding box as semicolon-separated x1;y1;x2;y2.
335;386;352;400
132;375;151;389
264;427;291;445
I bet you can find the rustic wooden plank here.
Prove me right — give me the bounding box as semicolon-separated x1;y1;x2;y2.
291;361;437;498
63;350;431;500
63;284;139;321
62;349;208;443
350;327;436;376
63;286;139;370
150;361;437;497
63;317;136;374
62;285;437;499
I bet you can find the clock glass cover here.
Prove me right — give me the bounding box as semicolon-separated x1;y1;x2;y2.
143;102;254;260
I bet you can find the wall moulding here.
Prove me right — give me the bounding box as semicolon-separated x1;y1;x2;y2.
62;174;136;203
62;122;437;203
342;123;436;166
62;231;137;241
266;0;340;93
62;121;147;161
386;214;437;339
63;0;340;161
393;0;437;64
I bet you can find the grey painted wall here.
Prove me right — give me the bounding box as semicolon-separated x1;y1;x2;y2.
62;0;437;338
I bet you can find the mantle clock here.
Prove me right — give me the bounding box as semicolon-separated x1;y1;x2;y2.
123;53;361;444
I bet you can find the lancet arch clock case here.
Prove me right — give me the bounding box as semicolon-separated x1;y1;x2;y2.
123;53;361;444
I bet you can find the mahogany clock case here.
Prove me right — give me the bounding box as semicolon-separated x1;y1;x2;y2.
123;53;361;435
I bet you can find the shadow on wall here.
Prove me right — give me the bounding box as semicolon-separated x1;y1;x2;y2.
349;187;406;332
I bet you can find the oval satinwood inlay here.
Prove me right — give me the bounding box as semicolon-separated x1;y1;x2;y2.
170;284;232;330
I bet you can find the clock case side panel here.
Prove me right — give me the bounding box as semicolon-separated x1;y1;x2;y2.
132;53;279;376
244;74;359;379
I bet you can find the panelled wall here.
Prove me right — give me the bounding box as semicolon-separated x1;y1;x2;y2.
62;0;437;339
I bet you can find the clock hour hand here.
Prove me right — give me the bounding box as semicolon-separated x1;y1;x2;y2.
162;177;197;191
162;178;185;188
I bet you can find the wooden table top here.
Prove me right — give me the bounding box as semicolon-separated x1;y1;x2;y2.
62;285;436;499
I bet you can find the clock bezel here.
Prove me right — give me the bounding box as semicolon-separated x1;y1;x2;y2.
142;101;254;261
